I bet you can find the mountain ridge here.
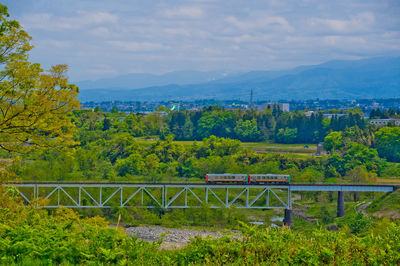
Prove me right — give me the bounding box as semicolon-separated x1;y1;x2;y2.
78;57;400;102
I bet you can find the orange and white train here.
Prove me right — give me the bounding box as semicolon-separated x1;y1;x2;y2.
206;173;290;185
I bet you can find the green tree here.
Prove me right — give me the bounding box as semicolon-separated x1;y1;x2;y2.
276;128;297;143
102;118;111;131
323;131;343;152
234;119;261;141
0;5;80;152
115;153;144;176
111;106;119;113
345;165;377;184
197;111;236;138
375;127;400;162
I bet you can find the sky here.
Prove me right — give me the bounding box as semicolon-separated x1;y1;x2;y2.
3;0;400;82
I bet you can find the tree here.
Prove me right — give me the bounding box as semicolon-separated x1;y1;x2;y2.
323;131;343;152
102;118;111;131
111;106;119;113
345;165;377;184
276;128;297;143
375;127;400;162
0;5;79;152
234;119;261;142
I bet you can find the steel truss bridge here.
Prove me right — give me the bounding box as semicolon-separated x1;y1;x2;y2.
3;182;397;210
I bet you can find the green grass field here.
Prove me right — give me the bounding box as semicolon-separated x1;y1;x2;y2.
135;139;317;155
241;142;317;154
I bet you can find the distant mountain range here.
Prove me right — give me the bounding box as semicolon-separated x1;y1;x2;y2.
77;57;400;102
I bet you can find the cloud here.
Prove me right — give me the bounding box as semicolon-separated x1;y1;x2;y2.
82;11;118;24
34;39;73;49
160;6;204;19
308;12;375;34
21;11;118;31
225;16;293;32
323;36;366;46
164;28;191;36
89;27;111;37
87;64;118;76
11;0;400;81
108;41;168;52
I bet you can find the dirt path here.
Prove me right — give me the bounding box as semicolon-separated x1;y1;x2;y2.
358;202;372;217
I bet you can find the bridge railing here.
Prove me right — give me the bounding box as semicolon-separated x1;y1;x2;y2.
3;183;292;209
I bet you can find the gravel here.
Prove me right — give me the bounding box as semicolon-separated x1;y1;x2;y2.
124;226;236;244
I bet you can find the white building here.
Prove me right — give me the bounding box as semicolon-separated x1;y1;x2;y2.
369;119;400;126
258;103;290;112
322;114;346;119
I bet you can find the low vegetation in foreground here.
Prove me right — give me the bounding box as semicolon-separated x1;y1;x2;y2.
1;190;400;265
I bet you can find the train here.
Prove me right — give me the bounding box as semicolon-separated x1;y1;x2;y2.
206;173;290;184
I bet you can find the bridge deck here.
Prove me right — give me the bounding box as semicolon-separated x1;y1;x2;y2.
3;182;395;209
6;182;397;192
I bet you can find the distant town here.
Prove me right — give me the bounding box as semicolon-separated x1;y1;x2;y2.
82;98;400;115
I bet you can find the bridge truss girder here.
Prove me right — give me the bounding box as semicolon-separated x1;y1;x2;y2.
4;184;291;209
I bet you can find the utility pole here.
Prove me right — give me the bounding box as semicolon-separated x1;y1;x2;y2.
249;89;254;109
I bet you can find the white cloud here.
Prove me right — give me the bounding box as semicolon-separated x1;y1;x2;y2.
160;6;204;19
21;11;118;31
164;28;191;36
13;0;400;80
87;64;118;76
225;16;293;32
89;27;111;37
108;41;168;52
323;35;367;46
82;11;118;24
308;12;375;34
34;39;73;49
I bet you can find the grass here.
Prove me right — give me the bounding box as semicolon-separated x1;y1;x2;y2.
135;139;318;155
377;178;400;184
242;142;317;154
367;189;400;213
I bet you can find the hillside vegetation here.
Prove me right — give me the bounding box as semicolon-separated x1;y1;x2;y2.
1;192;400;265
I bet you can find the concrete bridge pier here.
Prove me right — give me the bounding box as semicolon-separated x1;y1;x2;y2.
337;191;345;217
283;209;293;226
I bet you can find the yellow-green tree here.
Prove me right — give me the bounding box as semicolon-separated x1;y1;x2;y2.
0;4;80;153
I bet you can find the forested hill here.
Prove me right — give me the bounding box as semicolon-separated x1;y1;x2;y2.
78;57;400;102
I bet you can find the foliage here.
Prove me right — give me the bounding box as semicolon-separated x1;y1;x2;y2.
1;187;400;265
345;165;377;184
162;107;365;143
337;211;372;234
0;188;158;264
375;127;400;162
323;131;343;152
0;5;79;153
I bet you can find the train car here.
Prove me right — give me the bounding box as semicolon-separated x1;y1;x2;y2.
249;174;290;184
206;173;290;185
206;174;249;184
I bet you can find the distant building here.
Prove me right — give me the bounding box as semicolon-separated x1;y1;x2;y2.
322;114;346;119
258;103;290;112
315;142;326;156
305;111;314;117
369;119;400;126
79;107;95;111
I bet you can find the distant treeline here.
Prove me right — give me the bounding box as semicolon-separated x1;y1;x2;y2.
89;106;367;144
369;108;400;119
8;106;400;183
167;106;366;143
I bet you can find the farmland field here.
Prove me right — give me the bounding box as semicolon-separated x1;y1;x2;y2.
135;139;318;155
241;142;317;155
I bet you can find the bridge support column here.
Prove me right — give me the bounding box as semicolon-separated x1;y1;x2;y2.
283;209;293;226
337;191;345;217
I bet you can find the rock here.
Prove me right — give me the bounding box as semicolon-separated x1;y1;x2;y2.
124;226;240;246
325;224;339;231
